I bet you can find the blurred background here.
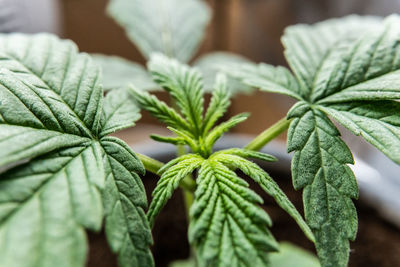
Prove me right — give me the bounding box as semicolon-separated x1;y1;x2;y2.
2;0;400;135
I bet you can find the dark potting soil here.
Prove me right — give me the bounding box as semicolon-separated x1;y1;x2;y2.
87;169;400;267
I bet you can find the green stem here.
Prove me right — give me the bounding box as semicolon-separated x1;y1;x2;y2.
245;117;292;151
138;153;164;175
138;153;196;192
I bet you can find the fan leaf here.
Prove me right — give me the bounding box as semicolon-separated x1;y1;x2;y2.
107;0;211;62
189;160;278;267
0;34;153;267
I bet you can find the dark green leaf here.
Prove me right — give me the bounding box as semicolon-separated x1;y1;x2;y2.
288;109;357;267
100;88;141;137
101;137;154;267
0;144;104;267
0;34;153;267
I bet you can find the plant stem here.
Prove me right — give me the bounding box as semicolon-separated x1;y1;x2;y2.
138;153;164;174
138;153;196;192
245;117;292;151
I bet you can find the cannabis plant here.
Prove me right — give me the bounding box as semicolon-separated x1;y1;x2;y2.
93;0;253;96
1;2;400;267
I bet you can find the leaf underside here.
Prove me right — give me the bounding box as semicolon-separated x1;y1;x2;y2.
0;34;152;267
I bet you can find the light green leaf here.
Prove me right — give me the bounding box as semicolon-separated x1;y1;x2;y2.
147;154;204;226
215;148;277;162
148;53;204;136
169;257;196;267
100;88;141;137
101;137;154;267
287;109;357;267
189;160;278;267
107;0;211;62
270;242;320;267
204;113;248;150
282;15;381;94
211;151;315;243
92;54;157;92
202;73;231;135
223;62;302;100
193;52;253;94
0;143;104;267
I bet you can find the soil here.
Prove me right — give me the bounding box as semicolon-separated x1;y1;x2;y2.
87;167;400;267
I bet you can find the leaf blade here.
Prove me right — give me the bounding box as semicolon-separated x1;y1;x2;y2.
101;136;154;267
100;88;141;137
0;143;104;267
107;0;211;62
189;160;278;267
288;109;357;267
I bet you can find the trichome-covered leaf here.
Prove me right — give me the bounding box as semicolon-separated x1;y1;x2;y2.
225;14;400;267
101;137;153;267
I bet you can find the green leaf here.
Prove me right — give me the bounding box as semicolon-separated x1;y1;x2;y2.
216;148;277;162
320;101;400;164
193;52;254;95
148;53;204;136
285;16;400;266
189;160;278;267
282;15;381;95
92;54;157;92
223;62;302;100
101;137;154;267
225;15;400;267
0;143;104;267
202;73;231;135
287;109;357;267
100;88;141;137
211;151;315;243
204;113;249;149
130;86;191;133
270;242;320;267
147;154;204;226
0;34;153;267
0;33;103;166
107;0;211;62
